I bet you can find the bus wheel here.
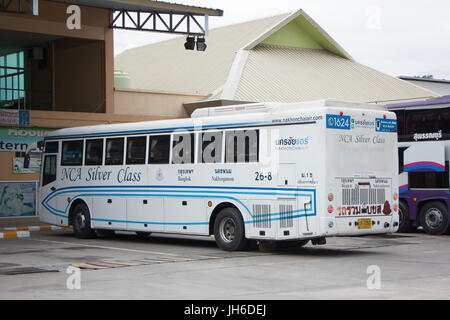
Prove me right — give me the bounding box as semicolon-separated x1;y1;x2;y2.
419;201;448;235
397;201;411;233
72;202;96;239
213;208;248;251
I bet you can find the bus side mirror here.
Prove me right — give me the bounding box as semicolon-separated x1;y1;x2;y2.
37;140;44;151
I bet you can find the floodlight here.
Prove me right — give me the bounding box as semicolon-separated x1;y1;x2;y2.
196;36;207;51
184;36;195;50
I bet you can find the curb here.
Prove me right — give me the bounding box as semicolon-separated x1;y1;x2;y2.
0;226;72;232
0;231;30;239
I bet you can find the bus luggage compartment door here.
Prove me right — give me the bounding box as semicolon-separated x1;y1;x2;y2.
92;197;126;230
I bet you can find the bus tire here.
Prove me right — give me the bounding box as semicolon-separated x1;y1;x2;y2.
72;202;96;239
213;207;248;251
397;201;411;233
419;201;448;235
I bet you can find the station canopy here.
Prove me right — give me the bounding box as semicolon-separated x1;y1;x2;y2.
1;0;222;34
49;0;223;16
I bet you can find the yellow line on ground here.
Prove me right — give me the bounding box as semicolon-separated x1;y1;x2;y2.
102;260;142;266
72;263;109;270
157;256;197;261
138;259;167;264
191;254;223;259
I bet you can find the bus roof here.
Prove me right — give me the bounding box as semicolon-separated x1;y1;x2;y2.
191;99;386;117
46;99;387;139
387;95;450;110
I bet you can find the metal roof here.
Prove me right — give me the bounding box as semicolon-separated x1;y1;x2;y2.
49;0;223;16
115;13;289;95
399;76;450;84
115;10;439;104
222;45;438;104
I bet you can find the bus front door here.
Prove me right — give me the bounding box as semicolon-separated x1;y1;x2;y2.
39;154;58;225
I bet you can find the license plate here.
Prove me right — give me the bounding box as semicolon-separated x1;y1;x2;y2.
358;218;372;229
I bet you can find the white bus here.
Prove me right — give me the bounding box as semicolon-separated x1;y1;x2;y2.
39;99;399;251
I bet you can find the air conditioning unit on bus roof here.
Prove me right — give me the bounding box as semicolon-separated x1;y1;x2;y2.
190;99;386;118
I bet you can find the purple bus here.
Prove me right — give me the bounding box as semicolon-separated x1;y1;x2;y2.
388;96;449;235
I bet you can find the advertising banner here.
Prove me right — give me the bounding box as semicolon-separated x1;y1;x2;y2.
0;126;55;152
0;109;30;126
0;181;37;217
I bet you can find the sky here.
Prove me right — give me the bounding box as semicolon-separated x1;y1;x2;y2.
113;0;450;79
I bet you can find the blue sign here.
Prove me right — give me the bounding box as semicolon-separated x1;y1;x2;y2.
19;110;30;125
326;114;351;130
375;118;397;132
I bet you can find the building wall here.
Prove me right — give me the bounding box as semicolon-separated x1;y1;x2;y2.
54;38;106;113
0;1;196;222
114;88;207;118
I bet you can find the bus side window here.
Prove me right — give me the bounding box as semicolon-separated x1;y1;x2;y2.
126;136;147;165
172;133;194;164
225;129;259;163
409;162;449;189
85;139;103;166
105;138;124;165
198;131;223;163
149;135;170;164
394;110;405;136
61;140;83;166
45;141;58;153
42;155;56;186
398;147;407;173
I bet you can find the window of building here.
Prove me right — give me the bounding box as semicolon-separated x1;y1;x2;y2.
85;139;103;166
0;51;25;108
126;136;147;165
105;138;124;165
149;135;170;164
225;129;259;163
172;133;194;164
61;140;83;166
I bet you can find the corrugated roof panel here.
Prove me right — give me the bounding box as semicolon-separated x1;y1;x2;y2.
232;45;438;103
114;13;290;95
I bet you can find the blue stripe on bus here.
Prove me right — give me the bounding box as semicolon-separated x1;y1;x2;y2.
404;165;445;172
47;189;311;212
45;190;315;218
41;185;317;225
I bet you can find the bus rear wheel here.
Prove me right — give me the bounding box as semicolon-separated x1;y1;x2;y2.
419;201;448;235
213;208;248;251
397;201;411;233
72;202;96;239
